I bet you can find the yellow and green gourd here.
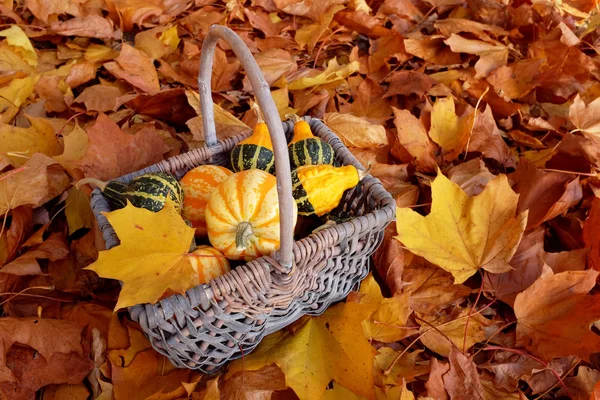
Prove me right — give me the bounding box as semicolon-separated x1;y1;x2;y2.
291;164;366;216
287;114;334;169
230;104;275;174
76;172;184;213
205;169;298;260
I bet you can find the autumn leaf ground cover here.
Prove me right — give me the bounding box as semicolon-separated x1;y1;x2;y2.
2;0;600;398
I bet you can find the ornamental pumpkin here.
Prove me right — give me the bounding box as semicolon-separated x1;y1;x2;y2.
188;245;231;284
205;169;298;260
287;114;334;169
76;172;183;213
180;165;233;236
292;164;366;216
230;104;275;174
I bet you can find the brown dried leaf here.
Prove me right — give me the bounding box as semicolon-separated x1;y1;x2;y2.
569;94;600;140
242;48;297;90
323;112;388;148
0;154;70;216
447;159;495;196
487;58;543;100
369;33;410;72
220;364;287;400
24;0;83;24
442;347;485;400
73;113;167;181
1;232;69;275
483;228;545;306
104;44;160;94
385;71;436;98
584;197;600;271
0;347;93;399
211;46;241;92
403;259;471;315
515;269;600;361
111;350;195;400
435;18;508;40
556;367;600;400
73;84;124;112
512;159;582;229
50;15;121;39
444;34;508;78
466;105;515;167
426;358;449;400
392;107;437;173
347;76;392;124
0;317;86;382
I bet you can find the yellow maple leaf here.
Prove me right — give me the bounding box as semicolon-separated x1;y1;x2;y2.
352;274;412;343
0;25;37;67
227;301;377;400
395;173;528;284
85;200;197;310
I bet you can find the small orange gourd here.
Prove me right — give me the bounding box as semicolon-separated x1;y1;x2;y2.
180;165;233;236
188;245;231;283
205;169;298;261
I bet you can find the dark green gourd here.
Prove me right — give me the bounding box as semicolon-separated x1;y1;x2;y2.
76;172;184;213
231;104;275;174
287;114;334;169
126;172;183;212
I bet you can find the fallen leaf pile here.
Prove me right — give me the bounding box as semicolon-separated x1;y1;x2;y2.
1;0;600;398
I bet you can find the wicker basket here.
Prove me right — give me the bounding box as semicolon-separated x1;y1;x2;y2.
90;25;396;372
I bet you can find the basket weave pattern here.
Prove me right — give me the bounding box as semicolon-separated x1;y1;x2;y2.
90;26;395;372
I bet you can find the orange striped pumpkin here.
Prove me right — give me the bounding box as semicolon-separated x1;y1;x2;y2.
205;169;298;261
188;245;231;283
180;165;233;236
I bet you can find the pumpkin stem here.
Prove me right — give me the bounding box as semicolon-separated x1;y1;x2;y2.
75;177;108;191
235;222;254;250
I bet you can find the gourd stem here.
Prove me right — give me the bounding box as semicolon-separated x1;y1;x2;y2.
252;102;265;123
285;113;302;123
358;163;373;180
75;178;108;191
235;222;254;250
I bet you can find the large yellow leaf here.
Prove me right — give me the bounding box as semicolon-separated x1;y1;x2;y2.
395;173;527;284
85;200;196;310
227;301;377;400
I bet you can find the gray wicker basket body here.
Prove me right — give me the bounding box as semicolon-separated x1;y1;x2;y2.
89;26;395;373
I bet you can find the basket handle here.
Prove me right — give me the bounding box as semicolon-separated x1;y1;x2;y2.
198;25;295;270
